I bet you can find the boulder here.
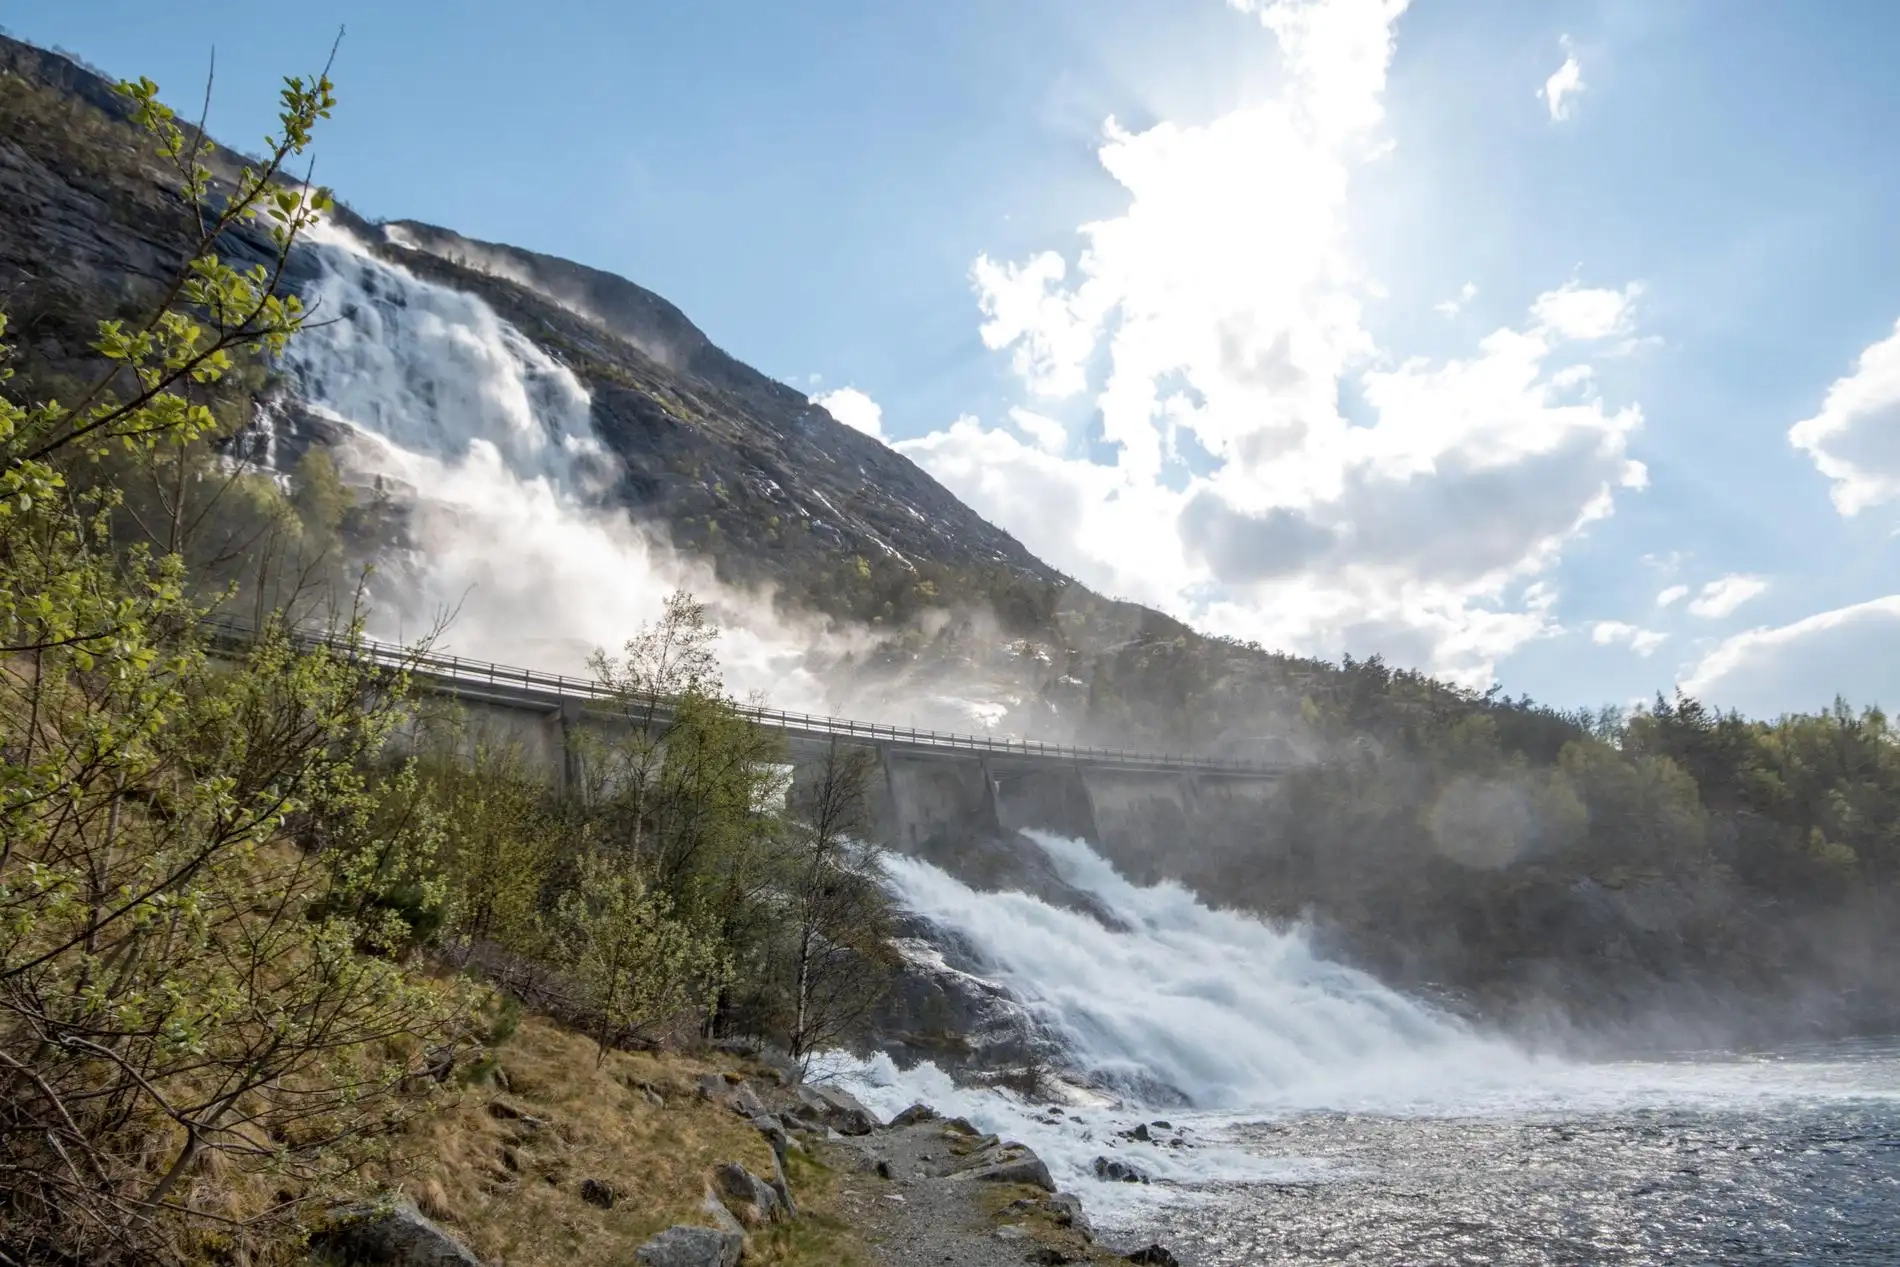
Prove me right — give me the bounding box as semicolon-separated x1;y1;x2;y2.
1124;1246;1180;1266
313;1197;484;1267
969;1153;1056;1192
794;1083;876;1135
764;1142;798;1218
700;1188;746;1238
712;1161;783;1226
890;1102;939;1128
1046;1192;1092;1239
633;1225;742;1267
730;1080;768;1118
1093;1156;1151;1184
750;1114;790;1165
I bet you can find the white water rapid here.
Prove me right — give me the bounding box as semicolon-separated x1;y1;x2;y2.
823;831;1543;1219
828;833;1900;1231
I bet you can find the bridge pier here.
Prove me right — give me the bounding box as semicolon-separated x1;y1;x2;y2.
876;746;1002;851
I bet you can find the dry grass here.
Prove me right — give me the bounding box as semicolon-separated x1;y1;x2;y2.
364;1016;872;1267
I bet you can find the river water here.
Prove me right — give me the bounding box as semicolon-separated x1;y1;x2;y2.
836;834;1900;1265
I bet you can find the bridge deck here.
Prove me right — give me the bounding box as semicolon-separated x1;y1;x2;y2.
206;622;1284;777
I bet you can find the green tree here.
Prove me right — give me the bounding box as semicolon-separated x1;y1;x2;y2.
0;61;471;1263
777;742;895;1063
547;850;728;1063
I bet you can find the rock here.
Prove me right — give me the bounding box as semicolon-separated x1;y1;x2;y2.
1027;1250;1073;1266
875;1157;894;1180
730;1080;767;1118
712;1161;783;1226
764;1142;798;1219
994;1224;1029;1242
1125;1123;1152;1143
314;1197;484;1267
794;1083;877;1135
1046;1192;1092;1239
951;1132;1002;1158
1123;1246;1180;1266
484;1100;547;1131
749;1045;802;1086
1093;1156;1151;1184
695;1073;767;1118
890;1102;939;1127
750;1114;790;1164
700;1187;746;1238
969;1154;1057;1192
634;1225;742;1267
1150;1120;1171;1130
943;1115;982;1136
578;1178;616;1209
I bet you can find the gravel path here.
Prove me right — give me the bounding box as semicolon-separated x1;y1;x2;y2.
831;1112;1115;1267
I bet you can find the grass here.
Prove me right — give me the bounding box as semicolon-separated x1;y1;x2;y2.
361;1015;874;1266
973;1181;1120;1265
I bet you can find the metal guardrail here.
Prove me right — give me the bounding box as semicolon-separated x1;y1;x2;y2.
202;619;1284;776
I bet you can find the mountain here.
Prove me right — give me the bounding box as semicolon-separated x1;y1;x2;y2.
9;34;1898;1042
0;30;1316;755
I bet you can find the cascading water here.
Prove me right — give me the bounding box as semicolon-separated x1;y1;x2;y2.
829;833;1900;1254
877;832;1522;1109
826;831;1542;1217
275;225;848;704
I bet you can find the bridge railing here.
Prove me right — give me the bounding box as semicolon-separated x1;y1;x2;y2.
200;618;1282;775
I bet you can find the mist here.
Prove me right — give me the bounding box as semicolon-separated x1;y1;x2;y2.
282;223;1062;733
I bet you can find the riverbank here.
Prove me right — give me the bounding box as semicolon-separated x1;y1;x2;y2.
304;1012;1182;1267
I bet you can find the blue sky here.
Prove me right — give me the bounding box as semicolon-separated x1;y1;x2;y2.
11;0;1900;717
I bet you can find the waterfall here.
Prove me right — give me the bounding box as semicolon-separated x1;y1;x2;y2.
829;831;1538;1215
277;224;842;704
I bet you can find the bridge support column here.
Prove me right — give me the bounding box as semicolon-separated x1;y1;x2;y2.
544;699;584;796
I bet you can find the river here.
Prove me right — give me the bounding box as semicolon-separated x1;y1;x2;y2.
836;834;1900;1264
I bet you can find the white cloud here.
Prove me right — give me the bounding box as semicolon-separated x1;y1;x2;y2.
896;0;1651;688
811;386;884;440
1435;281;1477;317
1531;281;1639;340
1592;620;1667;656
1656;583;1689;608
1680;596;1900;716
1686;573;1769;619
1789;317;1900;515
1007;407;1070;454
1540;39;1585;122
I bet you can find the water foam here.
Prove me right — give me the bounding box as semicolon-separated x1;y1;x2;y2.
870;832;1530;1110
280;226;855;707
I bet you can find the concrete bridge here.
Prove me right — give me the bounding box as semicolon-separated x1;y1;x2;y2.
219;625;1286;853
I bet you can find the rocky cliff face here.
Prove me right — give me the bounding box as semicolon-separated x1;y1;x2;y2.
0;32;1339;755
